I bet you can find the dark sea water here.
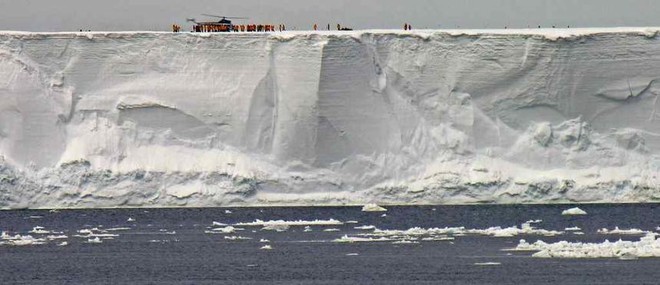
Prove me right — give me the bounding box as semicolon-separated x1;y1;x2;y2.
2;204;660;284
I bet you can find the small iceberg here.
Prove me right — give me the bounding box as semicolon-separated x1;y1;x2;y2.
362;204;387;212
86;237;103;244
561;207;587;216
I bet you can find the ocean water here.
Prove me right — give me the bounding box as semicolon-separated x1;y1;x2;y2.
1;204;660;284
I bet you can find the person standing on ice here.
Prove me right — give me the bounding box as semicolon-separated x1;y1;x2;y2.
314;24;318;31
404;23;408;30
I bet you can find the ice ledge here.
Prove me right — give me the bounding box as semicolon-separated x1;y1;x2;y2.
1;27;659;41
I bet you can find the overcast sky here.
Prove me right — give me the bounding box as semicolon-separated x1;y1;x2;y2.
1;0;659;31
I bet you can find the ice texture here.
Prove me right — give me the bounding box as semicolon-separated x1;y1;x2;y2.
1;28;660;208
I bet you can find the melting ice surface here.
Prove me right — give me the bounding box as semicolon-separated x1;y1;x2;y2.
1;28;660;208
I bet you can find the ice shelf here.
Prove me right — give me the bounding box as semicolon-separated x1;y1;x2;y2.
1;28;660;208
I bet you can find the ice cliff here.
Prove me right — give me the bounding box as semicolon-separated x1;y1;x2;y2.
1;28;660;208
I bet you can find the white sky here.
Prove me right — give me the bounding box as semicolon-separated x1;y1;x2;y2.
1;0;659;31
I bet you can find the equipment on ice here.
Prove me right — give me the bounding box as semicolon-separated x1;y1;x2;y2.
187;14;248;32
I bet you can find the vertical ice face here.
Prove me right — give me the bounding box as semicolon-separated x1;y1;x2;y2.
0;51;68;168
0;29;658;208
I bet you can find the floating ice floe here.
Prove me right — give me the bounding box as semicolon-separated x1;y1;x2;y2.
75;228;119;238
513;233;660;259
562;207;587;216
260;245;272;250
361;204;387;212
127;217;136;222
474;262;501;266
345;221;359;224
323;228;341;232
1;232;47;246
236;219;343;232
225;210;232;214
29;226;56;234
86;237;103;244
336;220;562;244
235;219;344;227
105;227;131;231
212;221;227;226
333;235;394;243
564;226;582;231
261;224;289;232
597;227;648;235
57;241;68;246
367;220;562;239
46;235;68;240
303;226;313;232
354;225;376;230
420;236;455;241
224;236;252;240
392;240;419;244
205;226;238;234
346;253;359;256
259;239;270;243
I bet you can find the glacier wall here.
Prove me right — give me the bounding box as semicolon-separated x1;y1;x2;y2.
1;28;660;208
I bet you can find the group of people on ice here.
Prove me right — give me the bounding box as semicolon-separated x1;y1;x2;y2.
176;22;414;33
187;24;285;33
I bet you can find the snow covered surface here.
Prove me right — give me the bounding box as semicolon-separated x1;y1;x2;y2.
2;28;660;208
